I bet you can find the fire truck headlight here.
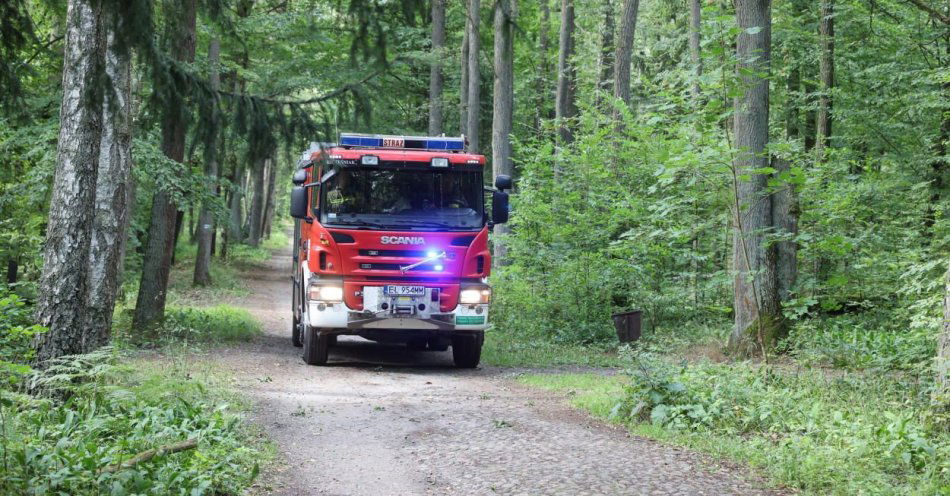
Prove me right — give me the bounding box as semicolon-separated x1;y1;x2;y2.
459;286;491;304
433;264;444;271
309;283;343;302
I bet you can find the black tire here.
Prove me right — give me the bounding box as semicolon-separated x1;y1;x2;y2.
452;333;483;368
302;326;329;365
327;334;338;347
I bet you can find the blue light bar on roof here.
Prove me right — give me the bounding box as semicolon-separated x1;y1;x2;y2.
339;133;465;151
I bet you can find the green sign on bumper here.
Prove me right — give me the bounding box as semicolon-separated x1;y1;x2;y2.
456;316;486;325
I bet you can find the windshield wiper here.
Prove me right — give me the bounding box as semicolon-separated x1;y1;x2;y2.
331;219;390;229
387;220;464;229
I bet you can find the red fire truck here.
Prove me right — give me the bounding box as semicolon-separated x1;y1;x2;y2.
289;133;511;368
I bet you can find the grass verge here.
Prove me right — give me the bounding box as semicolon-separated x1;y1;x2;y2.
0;349;274;495
482;332;624;367
519;364;949;495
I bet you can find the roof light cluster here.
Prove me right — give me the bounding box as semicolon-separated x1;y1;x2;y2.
339;133;465;151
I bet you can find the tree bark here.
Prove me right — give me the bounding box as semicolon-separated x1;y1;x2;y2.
227;161;245;254
613;0;640;113
727;0;783;358
429;0;445;135
598;0;615;99
816;0;834;160
492;0;515;264
262;153;278;239
86;22;133;349
460;25;469;137
466;0;481;153
247;157;267;247
555;0;577;144
689;0;702;100
194;37;221;286
534;0;552;135
34;0;105;364
133;0;196;330
936;260;950;409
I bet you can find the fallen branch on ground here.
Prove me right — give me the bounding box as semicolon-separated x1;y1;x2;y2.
98;439;199;474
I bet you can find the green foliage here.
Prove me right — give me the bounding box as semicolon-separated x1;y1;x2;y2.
525;360;950;495
0;349;270;495
114;304;261;347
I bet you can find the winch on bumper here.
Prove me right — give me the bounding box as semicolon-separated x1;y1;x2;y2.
307;286;489;331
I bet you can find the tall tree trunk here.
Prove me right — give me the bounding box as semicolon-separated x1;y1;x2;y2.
194;37;221;286
534;0;552;135
247;157;267;247
6;259;17;284
429;0;445;135
86;23;133;350
460;26;469;137
262;153;278;239
613;0;640;114
936;261;950;409
227;161;245;254
598;0;615;99
492;0;515;264
689;0;702;100
816;0;834;160
466;0;481;152
727;0;782;358
34;0;105;363
555;0;576;144
133;0;196;330
773;44;801;304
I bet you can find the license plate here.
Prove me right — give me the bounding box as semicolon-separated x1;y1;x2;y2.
384;285;425;296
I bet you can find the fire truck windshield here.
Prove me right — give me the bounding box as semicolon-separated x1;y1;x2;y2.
319;167;484;230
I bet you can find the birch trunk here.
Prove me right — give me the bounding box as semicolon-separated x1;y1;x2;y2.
429;0;445;135
555;0;576;144
34;0;105;363
86;22;133;349
727;0;783;357
466;0;481;153
492;0;515;264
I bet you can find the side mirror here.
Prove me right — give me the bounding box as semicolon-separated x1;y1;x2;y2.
494;174;512;190
292;169;307;185
290;186;309;219
492;190;509;225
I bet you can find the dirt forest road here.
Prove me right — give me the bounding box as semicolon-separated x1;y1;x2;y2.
213;241;780;496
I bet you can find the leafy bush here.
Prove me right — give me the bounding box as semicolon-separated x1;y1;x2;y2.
612;355;949;494
0;349;269;495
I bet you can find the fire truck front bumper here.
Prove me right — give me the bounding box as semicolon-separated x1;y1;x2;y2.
306;286;489;332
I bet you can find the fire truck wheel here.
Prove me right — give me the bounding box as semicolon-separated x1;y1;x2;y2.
451;333;483;368
327;334;338;347
302;326;329;365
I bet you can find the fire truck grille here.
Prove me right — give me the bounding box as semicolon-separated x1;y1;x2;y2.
358;249;428;257
357;262;442;271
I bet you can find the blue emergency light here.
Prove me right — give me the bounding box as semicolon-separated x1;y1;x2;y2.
339;133;465;151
